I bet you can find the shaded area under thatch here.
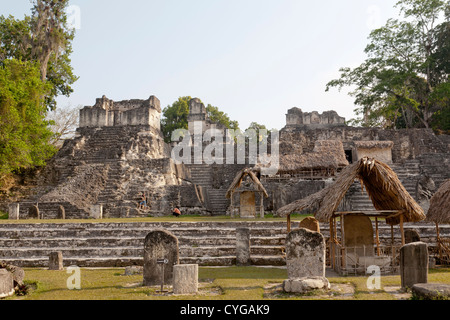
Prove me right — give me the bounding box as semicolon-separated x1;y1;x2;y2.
276;157;425;226
226;168;268;199
426;179;450;225
278;140;348;174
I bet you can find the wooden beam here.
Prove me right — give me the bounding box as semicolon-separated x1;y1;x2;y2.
340;213;346;269
400;214;405;246
436;222;442;262
330;217;335;269
375;217;380;256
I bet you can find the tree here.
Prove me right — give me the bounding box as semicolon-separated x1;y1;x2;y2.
0;0;78;110
205;105;240;131
326;0;450;130
161;96;191;143
0;59;56;186
161;96;240;143
46;103;81;147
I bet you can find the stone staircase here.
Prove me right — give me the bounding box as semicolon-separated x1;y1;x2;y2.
0;221;448;268
0;221;289;267
186;163;246;215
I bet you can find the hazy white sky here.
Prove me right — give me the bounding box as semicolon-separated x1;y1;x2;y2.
1;0;401;130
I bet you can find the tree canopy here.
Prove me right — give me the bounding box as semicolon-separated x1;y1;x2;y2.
161;96;240;142
326;0;450;132
0;0;78;110
0;59;56;182
0;0;77;187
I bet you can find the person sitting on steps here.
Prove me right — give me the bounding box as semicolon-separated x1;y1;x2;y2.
172;206;181;218
138;193;148;210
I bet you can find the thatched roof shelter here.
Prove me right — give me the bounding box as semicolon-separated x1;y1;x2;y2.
426;179;450;224
276;157;425;226
278;140;348;174
226;168;269;199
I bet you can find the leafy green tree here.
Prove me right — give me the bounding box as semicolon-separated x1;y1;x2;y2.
205;105;240;131
161;96;191;143
0;59;57;185
326;0;450;130
161;96;240;143
0;0;78;110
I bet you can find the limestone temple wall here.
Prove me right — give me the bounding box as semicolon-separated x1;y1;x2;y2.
79;95;161;129
285;107;346;128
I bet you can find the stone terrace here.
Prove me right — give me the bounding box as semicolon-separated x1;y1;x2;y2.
0;221;448;268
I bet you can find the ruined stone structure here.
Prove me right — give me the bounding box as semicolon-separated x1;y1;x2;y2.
79;95;161;129
285;107;346;128
11;95;450;220
17;95;206;219
265;110;450;214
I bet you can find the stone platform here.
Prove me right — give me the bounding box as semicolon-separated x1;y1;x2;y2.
0;221;448;268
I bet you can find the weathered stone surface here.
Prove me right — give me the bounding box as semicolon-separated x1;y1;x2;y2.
405;229;421;244
285;108;346;128
79;95;161;128
57;205;65;220
236;228;251;266
29;205;40;219
143;229;179;286
0;262;24;288
299;217;320;233
49;252;64;271
0;269;14;298
412;283;450;300
343;215;374;257
286;228;325;279
400;242;428;289
8;204;19;220
124;266;143;275
90;205;103;219
283;277;330;294
173;264;198;295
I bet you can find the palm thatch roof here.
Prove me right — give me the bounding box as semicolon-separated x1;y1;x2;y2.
278;140;348;174
226;168;269;199
426;179;450;224
276;157;425;225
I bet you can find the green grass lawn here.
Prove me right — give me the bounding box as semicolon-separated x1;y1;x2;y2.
7;266;450;301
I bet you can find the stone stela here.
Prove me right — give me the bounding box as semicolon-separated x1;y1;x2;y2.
143;230;179;287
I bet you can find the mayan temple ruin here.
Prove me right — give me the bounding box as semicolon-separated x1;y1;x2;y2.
1;93;449;277
12;94;450;220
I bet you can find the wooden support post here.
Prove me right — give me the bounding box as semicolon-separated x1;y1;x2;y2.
330;217;335;269
287;214;291;233
400;214;405;246
340;214;346;269
436;222;442;262
391;224;394;245
230;192;234;218
375;217;380;256
260;192;264;219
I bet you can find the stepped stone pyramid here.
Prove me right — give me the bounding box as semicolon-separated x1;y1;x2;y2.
18;95;206;219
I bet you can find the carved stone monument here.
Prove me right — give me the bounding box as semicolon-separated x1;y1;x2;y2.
0;269;14;298
49;251;64;271
236;228;251;266
143;229;179;286
285;228;326;279
8;203;19;220
173;264;198;295
400;242;428;289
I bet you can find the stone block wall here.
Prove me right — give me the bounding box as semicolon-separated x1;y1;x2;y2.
79;95;161;129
